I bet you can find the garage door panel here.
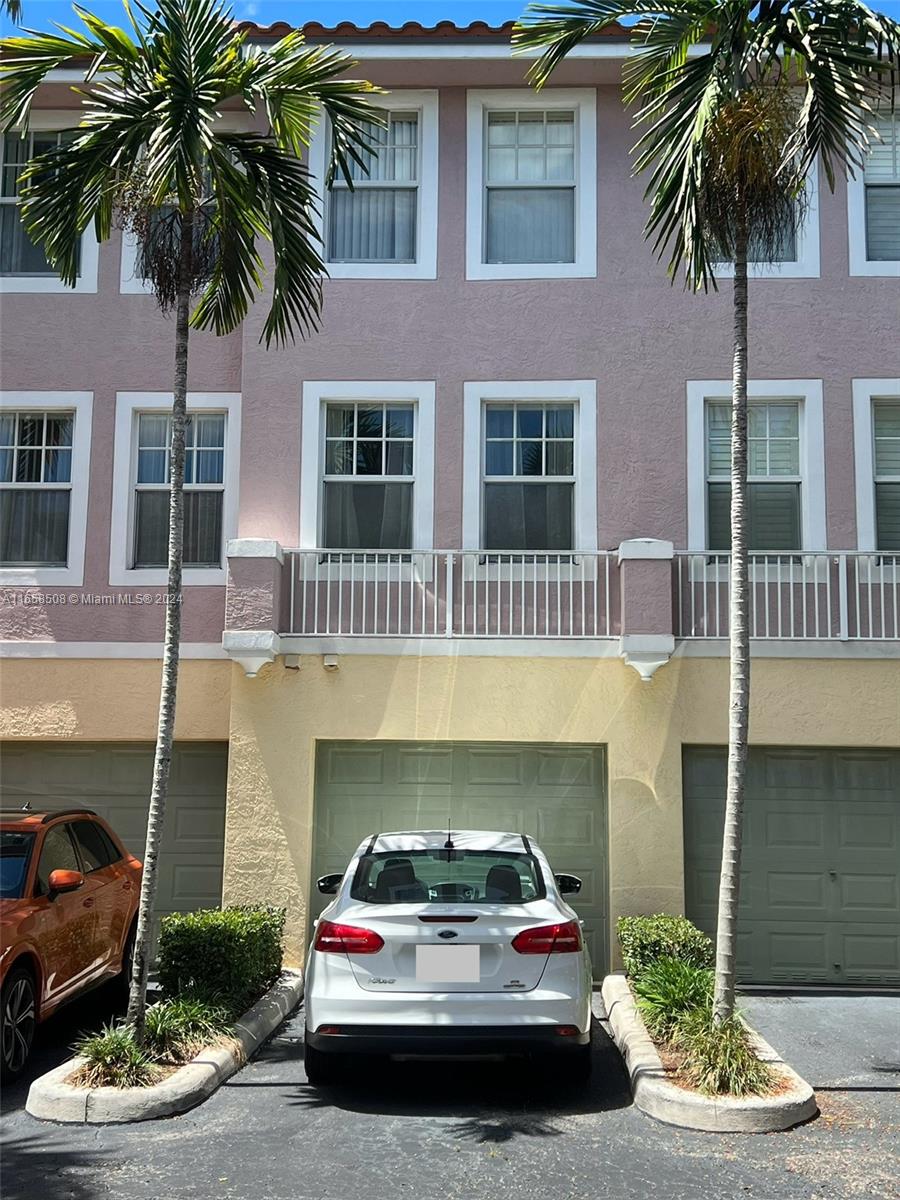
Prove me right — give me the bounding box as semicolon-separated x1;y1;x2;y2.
313;741;609;974
0;742;227;942
684;747;900;985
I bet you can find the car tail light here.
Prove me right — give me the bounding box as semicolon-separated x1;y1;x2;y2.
512;920;582;955
314;920;384;955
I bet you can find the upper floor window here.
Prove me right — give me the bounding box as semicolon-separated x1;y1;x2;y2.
848;114;900;276
132;412;225;568
328;112;418;265
874;400;900;553
0;410;73;567
110;392;239;586
484;110;575;266
706;401;801;552
323;402;415;550
310;92;438;282
483;402;575;550
466;91;597;281
712;165;820;279
0;127;98;294
864;116;900;262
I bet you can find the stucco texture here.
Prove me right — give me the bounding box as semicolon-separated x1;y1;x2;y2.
0;659;231;741
221;653;900;966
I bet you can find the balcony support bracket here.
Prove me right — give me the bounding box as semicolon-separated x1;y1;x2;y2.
222;629;278;678
619;634;675;682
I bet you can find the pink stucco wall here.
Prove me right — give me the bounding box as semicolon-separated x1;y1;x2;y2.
1;57;898;646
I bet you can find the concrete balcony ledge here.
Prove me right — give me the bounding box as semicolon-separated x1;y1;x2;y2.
226;538;284;564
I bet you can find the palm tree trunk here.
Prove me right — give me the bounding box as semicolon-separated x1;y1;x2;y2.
126;209;195;1040
713;223;750;1025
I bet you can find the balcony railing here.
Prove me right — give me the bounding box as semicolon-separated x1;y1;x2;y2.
675;553;900;640
282;550;618;638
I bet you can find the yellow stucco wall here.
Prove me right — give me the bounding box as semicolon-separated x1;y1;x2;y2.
0;658;232;741
221;652;900;967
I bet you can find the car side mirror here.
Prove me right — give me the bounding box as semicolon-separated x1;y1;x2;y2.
48;868;85;895
555;872;582;896
316;873;343;895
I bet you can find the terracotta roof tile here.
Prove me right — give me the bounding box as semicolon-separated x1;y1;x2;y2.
235;18;629;41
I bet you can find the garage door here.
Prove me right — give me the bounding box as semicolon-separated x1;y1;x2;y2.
313;742;609;972
0;742;227;944
684;747;900;986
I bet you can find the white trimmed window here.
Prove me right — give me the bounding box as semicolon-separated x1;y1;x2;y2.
132;412;226;568
309;92;438;281
0;123;99;294
322;401;415;549
687;380;825;554
483;401;575;550
713;165;820;279
109;392;240;586
0;392;92;586
706;401;802;552
300;382;435;551
849;115;900;276
873;400;900;552
466;90;596;281
462;382;597;551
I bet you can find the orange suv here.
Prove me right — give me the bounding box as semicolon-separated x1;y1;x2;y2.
0;808;142;1080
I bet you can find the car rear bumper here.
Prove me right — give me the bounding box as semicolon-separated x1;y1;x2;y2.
307;1023;591;1055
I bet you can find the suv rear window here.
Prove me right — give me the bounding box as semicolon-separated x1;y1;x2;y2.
350;849;545;905
71;820;121;872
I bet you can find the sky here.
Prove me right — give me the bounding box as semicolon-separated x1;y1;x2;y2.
3;0;900;36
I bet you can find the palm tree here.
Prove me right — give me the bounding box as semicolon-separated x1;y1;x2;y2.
1;2;23;22
514;0;899;1022
0;0;378;1039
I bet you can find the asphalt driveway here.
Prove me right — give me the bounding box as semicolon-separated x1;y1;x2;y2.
1;992;898;1200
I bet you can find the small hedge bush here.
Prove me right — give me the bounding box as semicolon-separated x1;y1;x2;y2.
144;996;232;1063
633;956;713;1041
671;1008;775;1097
73;1023;160;1089
158;905;285;1016
617;914;714;978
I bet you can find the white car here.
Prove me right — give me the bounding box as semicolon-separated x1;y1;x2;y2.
303;829;592;1085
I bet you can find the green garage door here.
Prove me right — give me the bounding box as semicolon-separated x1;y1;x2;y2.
0;742;227;944
684;747;900;986
313;742;609;972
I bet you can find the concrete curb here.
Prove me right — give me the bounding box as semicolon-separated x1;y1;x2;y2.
26;969;303;1124
600;973;818;1133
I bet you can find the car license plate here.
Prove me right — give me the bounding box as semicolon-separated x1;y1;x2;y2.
416;944;480;982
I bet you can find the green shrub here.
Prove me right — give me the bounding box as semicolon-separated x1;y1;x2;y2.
72;1023;159;1089
671;1007;775;1097
144;996;232;1063
617;914;714;978
633;956;713;1041
158;905;285;1016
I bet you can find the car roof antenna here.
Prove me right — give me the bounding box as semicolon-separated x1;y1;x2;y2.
444;817;454;851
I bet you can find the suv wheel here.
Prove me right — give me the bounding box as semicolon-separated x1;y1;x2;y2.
1;966;36;1082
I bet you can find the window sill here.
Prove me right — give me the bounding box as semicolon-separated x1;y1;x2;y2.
0;565;84;586
325;261;437;281
108;565;226;587
848;257;900;277
712;260;820;280
466;261;595;282
0;275;98;295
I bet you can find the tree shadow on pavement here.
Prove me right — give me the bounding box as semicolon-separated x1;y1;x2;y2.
0;1133;111;1200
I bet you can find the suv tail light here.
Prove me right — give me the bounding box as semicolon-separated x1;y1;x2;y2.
314;920;384;955
512;920;582;955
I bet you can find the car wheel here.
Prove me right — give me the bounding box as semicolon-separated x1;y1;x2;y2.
1;966;37;1082
304;1034;344;1086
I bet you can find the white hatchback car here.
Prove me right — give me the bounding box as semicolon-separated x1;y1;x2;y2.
304;829;592;1085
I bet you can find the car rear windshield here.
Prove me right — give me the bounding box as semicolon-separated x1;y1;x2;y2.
350;849;545;905
0;831;35;899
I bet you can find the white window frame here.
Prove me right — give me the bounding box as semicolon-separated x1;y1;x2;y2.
712;163;820;279
109;392;241;586
0;113;99;295
847;117;900;277
307;91;439;282
300;381;435;551
0;391;92;586
466;90;597;281
852;378;900;551
462;381;598;552
686;379;825;554
119;112;256;293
